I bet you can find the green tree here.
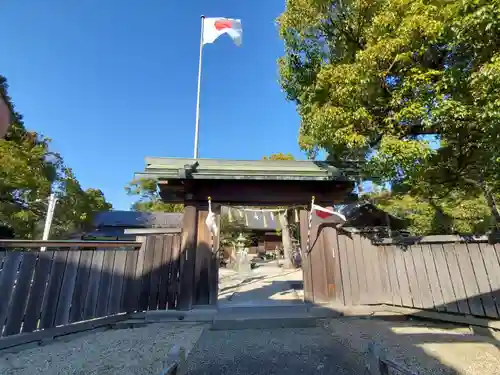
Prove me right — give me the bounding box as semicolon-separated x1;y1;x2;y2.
219;214;252;247
0;76;112;238
278;0;500;229
367;189;495;235
263;152;295;161
126;178;183;213
51;169;112;238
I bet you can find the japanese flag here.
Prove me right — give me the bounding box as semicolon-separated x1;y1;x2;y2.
312;204;346;223
202;17;243;46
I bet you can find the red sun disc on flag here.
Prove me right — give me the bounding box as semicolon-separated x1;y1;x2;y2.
215;19;233;30
315;210;332;219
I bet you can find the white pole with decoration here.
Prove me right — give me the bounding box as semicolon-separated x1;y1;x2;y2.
305;196;315;256
193;15;205;159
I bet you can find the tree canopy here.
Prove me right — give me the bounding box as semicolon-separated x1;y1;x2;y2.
126;178;183;213
279;0;500;231
262;152;295;161
0;75;112;238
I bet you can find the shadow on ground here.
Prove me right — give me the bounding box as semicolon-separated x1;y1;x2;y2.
203;269;500;374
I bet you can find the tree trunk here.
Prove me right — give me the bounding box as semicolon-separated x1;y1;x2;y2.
480;182;500;229
428;199;453;234
279;211;293;268
464;175;500;230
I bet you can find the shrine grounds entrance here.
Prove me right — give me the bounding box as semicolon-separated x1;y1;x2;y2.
136;158;355;310
216;205;305;308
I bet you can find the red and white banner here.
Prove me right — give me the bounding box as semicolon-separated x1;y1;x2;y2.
202;17;243;46
311;204;346;223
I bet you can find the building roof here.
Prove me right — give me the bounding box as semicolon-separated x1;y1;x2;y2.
136;157;349;182
135;157;356;205
340;202;407;230
93;211;183;228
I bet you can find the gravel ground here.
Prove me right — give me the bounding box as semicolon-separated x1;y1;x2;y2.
321;317;500;375
0;322;206;375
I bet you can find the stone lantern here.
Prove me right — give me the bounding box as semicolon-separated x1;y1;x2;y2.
235;233;251;275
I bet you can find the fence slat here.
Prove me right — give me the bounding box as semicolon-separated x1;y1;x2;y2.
377;246;391;305
69;250;94;323
168;235;181;309
149;236;165;310
0;253;23;332
83;250;105;320
454;243;484;316
133;237;147;311
158;235;174;310
411;246;434;310
403;248;422;308
95;250;116;317
440;244;469;315
385;247;402;306
121;247;140;313
309;221;329;303
40;251;69;329
344;234;360;305
330;230;345;304
353;235;369;304
139;237;156;311
321;228;336;301
432;244;459;314
357;235;378;304
467;243;499;318
108;251;127;315
394;248;412;308
478;243;500;317
22;252;55;333
420;244;445;312
3;253;38;336
337;234;352;306
369;237;385;305
54;250;81;326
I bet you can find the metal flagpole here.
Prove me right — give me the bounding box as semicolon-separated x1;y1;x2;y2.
193;15;205;159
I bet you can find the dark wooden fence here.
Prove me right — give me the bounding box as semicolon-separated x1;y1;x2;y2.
300;211;500;320
0;234;181;342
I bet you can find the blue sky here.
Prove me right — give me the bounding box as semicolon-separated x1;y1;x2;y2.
1;1;306;209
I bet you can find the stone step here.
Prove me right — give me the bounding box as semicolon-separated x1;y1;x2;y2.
217;303;310;315
212;314;319;331
212;305;342;331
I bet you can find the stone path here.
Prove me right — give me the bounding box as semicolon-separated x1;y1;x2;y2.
186;326;367;375
187;315;500;375
218;260;304;307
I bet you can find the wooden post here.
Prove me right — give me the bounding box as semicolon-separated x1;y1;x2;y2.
177;203;198;310
194;205;211;305
300;210;314;303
